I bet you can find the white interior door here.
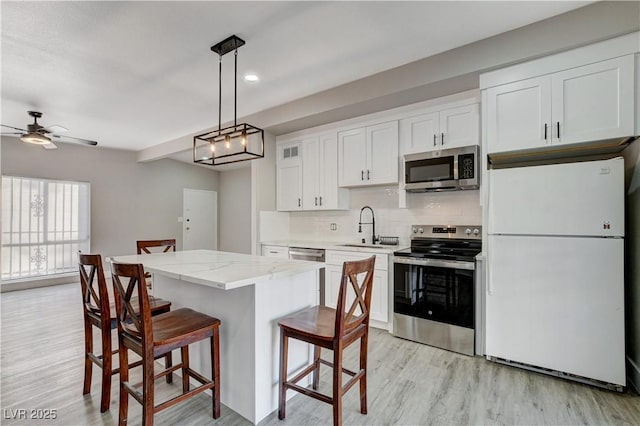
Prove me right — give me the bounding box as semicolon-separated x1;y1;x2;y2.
183;188;217;250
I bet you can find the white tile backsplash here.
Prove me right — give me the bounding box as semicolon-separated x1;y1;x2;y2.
288;186;481;246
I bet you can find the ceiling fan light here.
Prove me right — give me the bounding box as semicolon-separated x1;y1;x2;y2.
21;132;51;145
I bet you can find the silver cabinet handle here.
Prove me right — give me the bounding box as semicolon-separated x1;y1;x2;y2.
361;170;364;180
315;197;318;206
433;134;436;146
298;198;301;207
319;196;322;206
441;132;444;145
367;170;370;180
269;251;279;254
556;121;560;139
544;123;548;140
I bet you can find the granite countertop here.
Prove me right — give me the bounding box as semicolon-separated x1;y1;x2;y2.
261;240;408;254
112;249;324;291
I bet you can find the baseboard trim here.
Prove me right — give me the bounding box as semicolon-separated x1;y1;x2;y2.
0;274;77;292
627;356;640;393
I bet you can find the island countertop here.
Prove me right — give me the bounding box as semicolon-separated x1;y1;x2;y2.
112;249;324;290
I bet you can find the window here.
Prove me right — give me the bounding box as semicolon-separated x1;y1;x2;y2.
1;176;90;281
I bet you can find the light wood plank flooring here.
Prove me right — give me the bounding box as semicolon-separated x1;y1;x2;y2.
1;283;639;425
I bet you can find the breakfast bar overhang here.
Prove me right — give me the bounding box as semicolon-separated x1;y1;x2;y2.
112;249;323;424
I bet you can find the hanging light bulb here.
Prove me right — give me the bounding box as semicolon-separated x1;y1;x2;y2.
241;131;247;146
210;142;215;152
225;135;231;149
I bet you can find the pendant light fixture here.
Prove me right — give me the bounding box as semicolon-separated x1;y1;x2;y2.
194;35;264;166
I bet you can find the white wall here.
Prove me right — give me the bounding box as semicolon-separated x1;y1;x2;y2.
218;166;252;254
251;132;277;254
623;140;640;391
1;138;220;274
288;186;481;246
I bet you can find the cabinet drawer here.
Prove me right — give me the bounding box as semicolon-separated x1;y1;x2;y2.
326;250;388;270
261;245;289;258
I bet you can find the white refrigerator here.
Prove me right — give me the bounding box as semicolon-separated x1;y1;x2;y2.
486;157;625;387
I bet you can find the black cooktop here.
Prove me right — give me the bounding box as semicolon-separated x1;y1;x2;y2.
394;237;482;262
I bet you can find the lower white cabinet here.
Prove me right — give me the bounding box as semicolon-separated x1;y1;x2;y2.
324;250;389;328
261;245;289;259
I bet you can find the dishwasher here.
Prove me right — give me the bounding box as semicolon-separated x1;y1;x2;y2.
288;247;326;305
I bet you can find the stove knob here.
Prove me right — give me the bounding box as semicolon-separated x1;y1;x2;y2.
473;228;480;236
418;227;424;234
465;228;472;236
412;227;418;234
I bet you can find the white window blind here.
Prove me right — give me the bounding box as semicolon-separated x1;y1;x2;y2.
1;176;90;281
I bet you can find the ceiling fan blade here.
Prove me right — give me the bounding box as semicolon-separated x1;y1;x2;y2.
0;132;22;136
50;134;98;146
43;125;68;133
1;124;27;132
42;141;58;150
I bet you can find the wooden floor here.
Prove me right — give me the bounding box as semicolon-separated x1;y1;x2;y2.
1;283;639;425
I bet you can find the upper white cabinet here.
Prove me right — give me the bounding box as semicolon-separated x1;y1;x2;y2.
338;121;399;187
301;133;349;210
401;103;480;154
277;132;348;211
276;142;302;211
486;55;635;154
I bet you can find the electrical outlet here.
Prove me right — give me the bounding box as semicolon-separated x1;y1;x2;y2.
330;223;337;231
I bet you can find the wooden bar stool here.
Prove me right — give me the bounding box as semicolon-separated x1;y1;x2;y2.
136;239;176;291
78;253;173;413
110;260;221;426
278;256;376;426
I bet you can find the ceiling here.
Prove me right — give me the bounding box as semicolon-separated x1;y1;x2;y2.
1;1;591;153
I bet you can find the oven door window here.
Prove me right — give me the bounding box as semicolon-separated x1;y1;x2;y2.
405;156;454;184
394;263;474;328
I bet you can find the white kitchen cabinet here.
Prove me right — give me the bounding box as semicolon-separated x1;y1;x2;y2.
324;249;389;328
486;55;635;154
261;245;289;258
401;104;480;154
338;121;398;187
302;133;349;210
276;142;302;211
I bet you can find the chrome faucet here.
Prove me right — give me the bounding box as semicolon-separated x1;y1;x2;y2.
358;206;378;245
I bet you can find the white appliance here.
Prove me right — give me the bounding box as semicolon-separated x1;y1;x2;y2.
486;157;625;390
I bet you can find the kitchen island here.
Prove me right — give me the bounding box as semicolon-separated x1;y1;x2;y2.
112;249;323;424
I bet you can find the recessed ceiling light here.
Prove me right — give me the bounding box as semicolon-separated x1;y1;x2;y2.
243;73;259;83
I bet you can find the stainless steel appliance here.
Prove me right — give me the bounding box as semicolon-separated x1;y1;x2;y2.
288;247;326;305
404;145;479;192
393;225;482;356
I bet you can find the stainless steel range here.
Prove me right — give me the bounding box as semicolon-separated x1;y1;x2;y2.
393;225;482;356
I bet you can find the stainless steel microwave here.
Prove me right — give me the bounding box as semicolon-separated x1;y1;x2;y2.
404;145;479;192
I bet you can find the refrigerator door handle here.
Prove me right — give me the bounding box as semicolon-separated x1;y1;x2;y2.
487;248;493;296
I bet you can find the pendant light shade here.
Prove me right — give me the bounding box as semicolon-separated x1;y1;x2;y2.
194;35;264;166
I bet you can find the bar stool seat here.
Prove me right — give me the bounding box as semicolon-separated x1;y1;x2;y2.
111;261;221;426
79;253;173;413
278;256;376;426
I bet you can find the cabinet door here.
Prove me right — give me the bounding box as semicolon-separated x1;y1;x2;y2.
302;136;320;209
400;112;439;154
324;265;343;309
366;121;399;185
338;128;367;186
486;76;552;154
318;132;343;210
276;143;302;211
370;270;388;323
552;55;635;145
439;103;479;149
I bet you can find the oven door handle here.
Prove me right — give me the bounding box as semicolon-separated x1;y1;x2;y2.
393;256;475;271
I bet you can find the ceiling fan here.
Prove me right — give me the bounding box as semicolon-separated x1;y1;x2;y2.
1;111;98;149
